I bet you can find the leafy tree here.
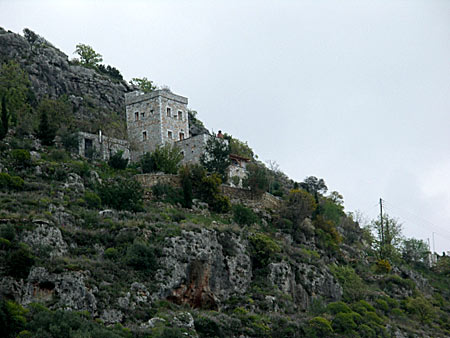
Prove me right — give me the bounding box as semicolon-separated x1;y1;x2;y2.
74;43;103;67
130;77;156;93
242;162;269;197
280;189;317;225
249;233;281;270
97;64;123;81
0;94;8;139
300;176;328;196
223;133;254;159
434;256;450;275
200;136;231;182
318;196;345;225
371;213;403;262
406;296;436;324
402;238;430;265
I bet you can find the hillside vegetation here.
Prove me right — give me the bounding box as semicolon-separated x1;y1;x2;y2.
1;28;450;338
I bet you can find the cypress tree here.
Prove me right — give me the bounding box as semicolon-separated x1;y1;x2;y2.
0;95;8;140
37;109;56;146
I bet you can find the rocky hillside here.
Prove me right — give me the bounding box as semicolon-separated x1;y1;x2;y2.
1;29;450;338
0;27;131;125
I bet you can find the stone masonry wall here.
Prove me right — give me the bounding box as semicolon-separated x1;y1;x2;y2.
176;134;210;164
135;173;280;210
77;132;130;161
135;173;182;190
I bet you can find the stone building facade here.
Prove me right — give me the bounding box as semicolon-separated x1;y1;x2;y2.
77;131;130;161
176;133;211;165
125;90;190;161
76;89;248;186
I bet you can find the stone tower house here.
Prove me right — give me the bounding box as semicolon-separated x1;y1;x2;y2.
125;90;189;161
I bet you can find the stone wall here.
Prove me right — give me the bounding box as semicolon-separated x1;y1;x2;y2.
77;131;130;161
176;134;210;164
135;173;181;190
220;186;282;210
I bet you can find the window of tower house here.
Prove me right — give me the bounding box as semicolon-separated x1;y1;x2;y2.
179;132;185;140
143;131;147;141
135;112;139;121
141;112;145;119
166;107;171;117
178;111;183;120
167;130;173;139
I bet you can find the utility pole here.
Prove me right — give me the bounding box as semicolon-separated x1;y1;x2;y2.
432;232;436;254
380;198;384;257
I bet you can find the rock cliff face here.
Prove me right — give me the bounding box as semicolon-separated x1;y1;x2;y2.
0;27;131;133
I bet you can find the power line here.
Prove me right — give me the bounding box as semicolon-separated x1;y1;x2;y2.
382;199;450;238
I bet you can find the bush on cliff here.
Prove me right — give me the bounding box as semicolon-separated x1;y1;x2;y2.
97;176;143;212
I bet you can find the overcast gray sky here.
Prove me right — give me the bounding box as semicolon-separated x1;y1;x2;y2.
2;0;450;253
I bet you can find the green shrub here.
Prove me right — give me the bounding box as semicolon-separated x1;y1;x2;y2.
97;176;143;212
364;311;384;325
0;224;16;241
71;161;91;178
5;243;35;278
179;166;193;209
313;215;342;252
0;237;11;250
249;233;281;270
151;183;183;205
406;296;436;324
124;241;158;273
232;204;258;226
104;247;119;261
375;299;389;313
84;191;101;209
61;131;79;152
10;149;32;168
48;149;69;162
25;304;128;337
0;173;24;190
141;144;183;174
326;301;352;315
330;265;367;301
332;312;357;334
209;194;231;213
194;315;223;338
307;317;333;337
376;259;391;273
351;300;375;315
381;274;415;292
358;324;376;338
108;150;128;170
0;299;28;338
